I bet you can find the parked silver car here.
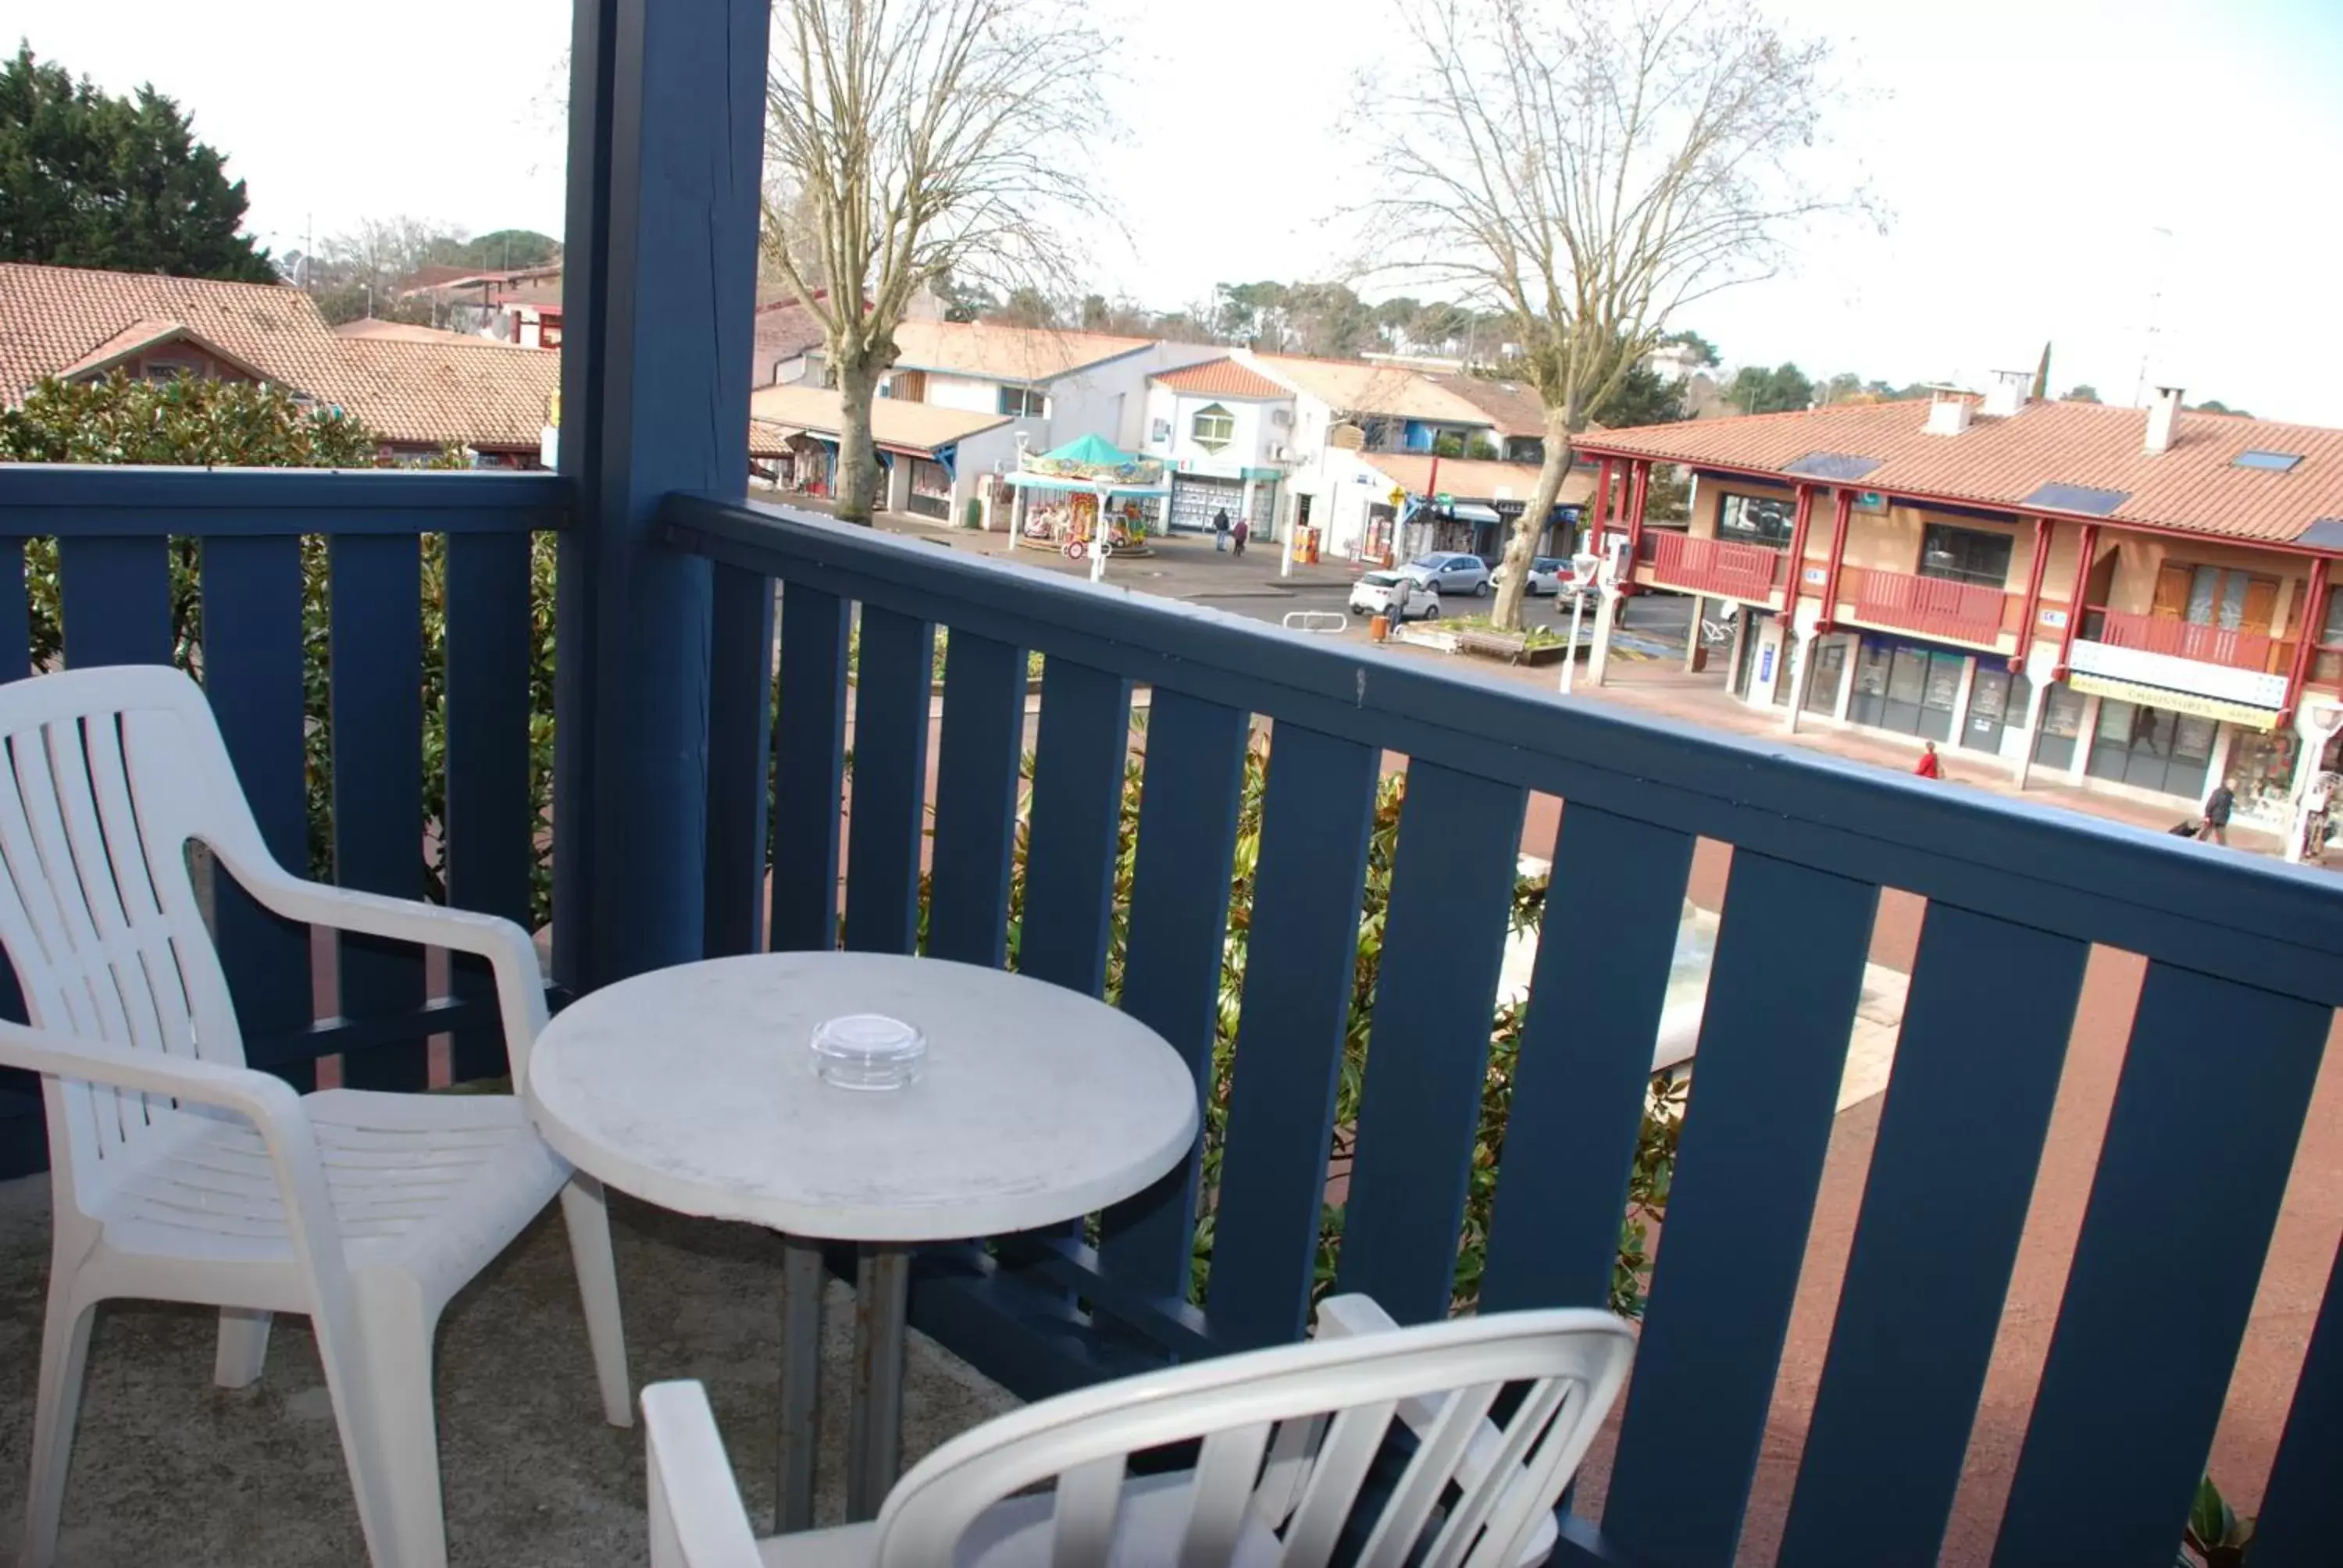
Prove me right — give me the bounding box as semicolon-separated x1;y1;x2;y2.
1400;551;1492;597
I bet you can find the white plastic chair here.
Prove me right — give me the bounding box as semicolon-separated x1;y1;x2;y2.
644;1295;1634;1568
0;665;631;1568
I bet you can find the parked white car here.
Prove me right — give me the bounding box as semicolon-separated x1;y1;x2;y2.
1493;555;1567;596
1350;571;1441;622
1400;552;1492;598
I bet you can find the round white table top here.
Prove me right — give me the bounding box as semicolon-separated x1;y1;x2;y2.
524;952;1201;1242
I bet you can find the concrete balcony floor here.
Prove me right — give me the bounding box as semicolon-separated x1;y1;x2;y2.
0;1173;1018;1566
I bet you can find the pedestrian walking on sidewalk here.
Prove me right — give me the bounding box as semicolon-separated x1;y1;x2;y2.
1212;508;1230;551
1231;516;1250;557
2202;776;2237;846
1914;741;1942;780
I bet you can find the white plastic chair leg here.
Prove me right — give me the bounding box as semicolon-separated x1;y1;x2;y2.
21;1282;97;1568
562;1174;634;1427
214;1306;273;1388
341;1283;450;1568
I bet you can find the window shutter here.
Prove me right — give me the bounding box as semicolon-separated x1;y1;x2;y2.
2152;563;2191;619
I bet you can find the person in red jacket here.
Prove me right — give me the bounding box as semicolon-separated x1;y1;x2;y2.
1915;741;1943;779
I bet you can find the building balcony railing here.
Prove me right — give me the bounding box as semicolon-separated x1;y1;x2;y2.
2082;606;2291;675
1636;529;1785;604
1842;566;2011;648
1;465;2341;1566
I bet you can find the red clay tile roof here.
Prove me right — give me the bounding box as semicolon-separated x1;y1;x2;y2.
334;337;558;449
1368;452;1594;507
57;319;272;383
887;319;1154;382
1152;358;1290;400
332;319;535;347
754;297;827;378
1253;355;1496;426
0;262;351;407
1423;374;1549;438
1577;398;2343;546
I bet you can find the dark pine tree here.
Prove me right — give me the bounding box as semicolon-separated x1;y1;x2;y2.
0;45;276;283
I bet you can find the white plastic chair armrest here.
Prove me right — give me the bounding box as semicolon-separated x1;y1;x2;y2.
0;1023;352;1301
1312;1294;1560;1565
642;1382;767;1568
228;867;549;1091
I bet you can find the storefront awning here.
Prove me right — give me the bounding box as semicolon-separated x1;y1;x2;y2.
2067;672;2285;732
1443;502;1502;525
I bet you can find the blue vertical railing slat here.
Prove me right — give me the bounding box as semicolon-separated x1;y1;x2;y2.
1776;903;2088;1568
326;534;427;1091
703;561;776;959
1015;658;1132;997
1990;962;2329;1568
442;532;539;1082
0;536;38;1176
2248;1234;2343;1566
841;606;934;957
199;536;316;1090
1204;722;1380;1350
1332;761;1527;1325
768;585;849;953
1096;690;1251;1299
59;536;173;668
925;632;1028;969
1478;803;1695;1314
1602;850;1878;1568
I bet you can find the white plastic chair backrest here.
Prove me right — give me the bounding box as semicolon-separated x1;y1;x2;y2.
642;1382;767;1568
870;1306;1636;1568
0;665;273;1188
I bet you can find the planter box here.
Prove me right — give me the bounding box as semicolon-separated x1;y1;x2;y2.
1454;630;1567;666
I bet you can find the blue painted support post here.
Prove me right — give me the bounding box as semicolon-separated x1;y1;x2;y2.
1206;724;1380;1349
443;533;541;1080
1096;692;1250;1299
925;633;1029;969
1479;804;1694;1316
704;562;776;958
1602;852;1877;1568
1777;905;2086;1566
553;0;771;990
201;537;315;1090
0;537;36;1177
1992;964;2328;1567
1334;762;1526;1324
2252;1235;2343;1566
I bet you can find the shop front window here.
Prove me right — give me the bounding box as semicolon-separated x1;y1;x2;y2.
2086;700;2216;800
1803;639;1848;714
2229;728;2300;826
2033;682;2088;769
1848;638;1963;739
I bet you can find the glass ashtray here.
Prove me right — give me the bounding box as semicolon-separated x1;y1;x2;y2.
809;1014;926;1091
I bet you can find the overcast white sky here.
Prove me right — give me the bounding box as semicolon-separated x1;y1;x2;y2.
17;0;2343;421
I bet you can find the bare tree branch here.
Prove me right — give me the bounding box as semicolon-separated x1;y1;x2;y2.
764;0;1121;522
1356;0;1869;627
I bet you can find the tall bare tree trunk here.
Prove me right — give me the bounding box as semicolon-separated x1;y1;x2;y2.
1490;408;1576;631
835;358;881;525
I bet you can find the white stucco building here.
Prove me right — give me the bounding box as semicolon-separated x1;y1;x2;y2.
1139;358;1296;535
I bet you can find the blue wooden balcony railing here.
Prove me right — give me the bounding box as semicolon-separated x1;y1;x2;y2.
0;464;567;1178
665;494;2343;1568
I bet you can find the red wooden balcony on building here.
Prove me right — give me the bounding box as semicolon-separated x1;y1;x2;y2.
2081;607;2290;675
1844;567;2010;647
1637;529;1785;603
